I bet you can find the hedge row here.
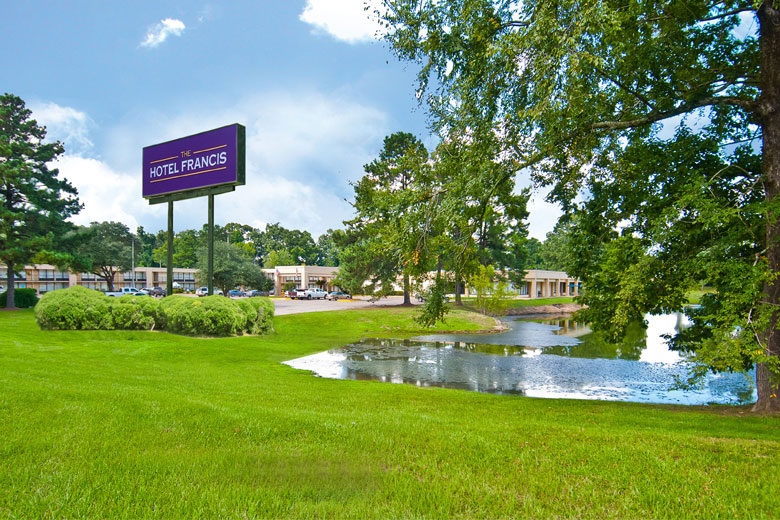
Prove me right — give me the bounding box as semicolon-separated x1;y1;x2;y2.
0;288;39;308
34;286;274;336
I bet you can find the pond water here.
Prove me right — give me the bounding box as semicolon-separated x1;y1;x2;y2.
285;314;756;405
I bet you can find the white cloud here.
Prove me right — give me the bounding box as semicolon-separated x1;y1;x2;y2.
54;91;388;237
54;156;159;230
29;101;93;155
299;0;385;44
140;18;185;48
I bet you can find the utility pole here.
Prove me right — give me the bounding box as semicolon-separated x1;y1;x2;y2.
131;237;135;288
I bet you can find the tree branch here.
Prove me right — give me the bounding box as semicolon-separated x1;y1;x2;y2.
591;96;757;131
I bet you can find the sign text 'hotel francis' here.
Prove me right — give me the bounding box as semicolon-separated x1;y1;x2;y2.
142;124;246;199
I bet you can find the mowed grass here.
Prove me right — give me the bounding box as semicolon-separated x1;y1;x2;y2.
1;307;778;519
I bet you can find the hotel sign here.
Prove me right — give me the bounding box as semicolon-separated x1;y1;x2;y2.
142;123;245;199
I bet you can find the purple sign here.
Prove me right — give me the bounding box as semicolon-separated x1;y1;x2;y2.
142;124;245;199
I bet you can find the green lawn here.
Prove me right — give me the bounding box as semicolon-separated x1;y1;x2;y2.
1;307;778;518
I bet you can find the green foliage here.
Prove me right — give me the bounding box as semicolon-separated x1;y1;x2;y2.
34;286;114;330
0;93;81;308
34;287;273;336
341;132;431;302
250;222;320;266
68;221;135;291
159;295;245;336
196;241;265;295
0;288;38;308
380;0;780;408
238;296;275;335
263;249;294;268
469;265;512;317
415;277;449;327
110;295;162;331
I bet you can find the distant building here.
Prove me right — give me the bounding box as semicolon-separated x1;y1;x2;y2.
0;264;198;294
417;269;581;299
262;265;340;295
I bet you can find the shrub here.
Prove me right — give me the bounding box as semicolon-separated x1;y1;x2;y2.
109;295;162;330
242;296;275;334
34;286;114;330
0;288;39;308
159;295;245;336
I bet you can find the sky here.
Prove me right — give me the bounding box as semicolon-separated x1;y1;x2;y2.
1;0;561;240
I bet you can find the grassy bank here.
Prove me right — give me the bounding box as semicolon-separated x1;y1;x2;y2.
1;307;778;518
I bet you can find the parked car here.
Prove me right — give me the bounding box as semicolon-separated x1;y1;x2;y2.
228;289;244;298
148;287;166;297
285;288;301;298
328;291;351;300
245;290;267;297
303;288;328;300
196;286;224;296
105;287;147;297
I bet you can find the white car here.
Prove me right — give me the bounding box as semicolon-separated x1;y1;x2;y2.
303;288;328;300
196;286;223;296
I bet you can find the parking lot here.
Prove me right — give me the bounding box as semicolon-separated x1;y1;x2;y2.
271;295;420;315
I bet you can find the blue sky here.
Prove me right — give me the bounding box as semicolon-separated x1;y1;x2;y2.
1;0;560;240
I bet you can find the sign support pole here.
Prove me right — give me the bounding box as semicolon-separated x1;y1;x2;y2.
167;201;174;297
208;194;214;296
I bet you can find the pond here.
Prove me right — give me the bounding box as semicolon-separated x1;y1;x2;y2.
284;313;756;405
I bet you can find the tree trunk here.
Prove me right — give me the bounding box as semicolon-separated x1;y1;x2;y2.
753;1;780;413
5;263;15;309
455;277;463;306
402;273;412;306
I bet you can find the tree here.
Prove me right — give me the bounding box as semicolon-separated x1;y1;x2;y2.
249;222;319;266
345;132;431;305
70;221;136;292
135;226;157;267
196;241;265;295
539;221;574;272
522;238;544;269
0;94;81;307
263;249;294;268
316;229;344;267
380;0;780;411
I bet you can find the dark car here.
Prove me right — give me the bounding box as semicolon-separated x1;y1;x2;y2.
228;289;244;298
148;287;166;297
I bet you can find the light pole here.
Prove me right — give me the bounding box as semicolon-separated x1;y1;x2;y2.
131;236;136;288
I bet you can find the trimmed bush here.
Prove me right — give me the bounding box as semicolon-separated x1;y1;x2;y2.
235;297;275;335
110;295;162;330
34;286;114;330
244;297;275;334
0;288;39;308
159;295;245;336
34;289;274;337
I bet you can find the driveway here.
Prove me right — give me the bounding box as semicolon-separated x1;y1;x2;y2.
271;295;420;315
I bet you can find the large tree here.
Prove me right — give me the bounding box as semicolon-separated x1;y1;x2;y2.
71;221;136;292
0;94;81;308
380;0;780;411
344;132;432;304
196;241;265;295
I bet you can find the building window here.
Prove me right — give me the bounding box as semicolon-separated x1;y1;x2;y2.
55;270;69;281
39;269;54;281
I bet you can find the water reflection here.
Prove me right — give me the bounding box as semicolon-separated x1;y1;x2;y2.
284;313;756;405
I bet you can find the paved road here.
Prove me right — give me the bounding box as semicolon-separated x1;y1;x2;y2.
271;295;420;315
